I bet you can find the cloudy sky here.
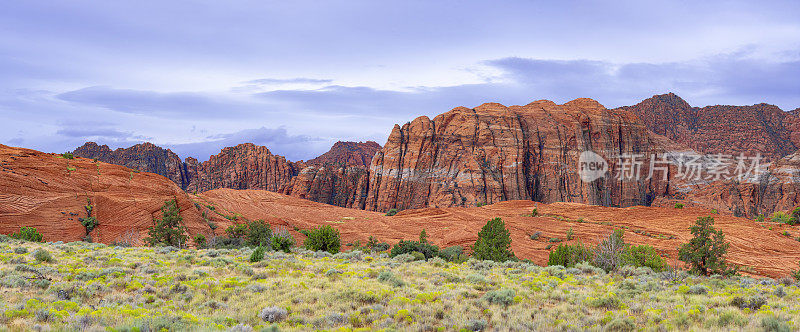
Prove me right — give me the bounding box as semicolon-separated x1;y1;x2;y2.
2;1;799;161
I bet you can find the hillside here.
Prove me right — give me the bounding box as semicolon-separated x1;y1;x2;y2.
0;145;220;245
197;188;800;278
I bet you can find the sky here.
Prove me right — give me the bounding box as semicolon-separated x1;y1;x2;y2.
1;0;799;161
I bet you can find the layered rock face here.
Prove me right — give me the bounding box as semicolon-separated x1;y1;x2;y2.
184;143;301;193
620;93;800;160
74;141;378;209
683;151;800;218
364;99;674;212
74;142;303;193
306;141;380;167
73;142;190;187
281;141;379;208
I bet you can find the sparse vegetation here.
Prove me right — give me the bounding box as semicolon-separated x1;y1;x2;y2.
0;239;796;330
674;203;684;209
385;208;398;216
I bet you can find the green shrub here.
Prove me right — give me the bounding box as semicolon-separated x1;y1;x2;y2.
270;227;294;253
410;251;426;261
756;214;765;222
250;245;265;262
193;234;207;248
144;200;188;247
303;225;341;254
674;203;684;209
771;211;792;224
566;227;574;240
34;248;54;263
385;208;398;216
438;246;467;263
226;224;248;240
390;238;440;260
678;216;736;276
761;316;791;332
529;208;538;217
730;296;766;310
11;226;43;242
548;243;593;267
79;217;98;234
60;152;74;159
245;220;271;246
604;317;636;332
483;288;515;306
366;236;391;252
622;244;667;272
472;218;514;262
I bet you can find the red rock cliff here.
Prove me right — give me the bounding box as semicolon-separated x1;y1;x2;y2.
364;99;674;212
619;93;799;160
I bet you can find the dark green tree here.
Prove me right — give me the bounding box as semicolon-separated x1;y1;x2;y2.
472;217;514;262
419;229;428;243
678;216;736;276
144;199;188;247
246;219;272;246
302;225;341;254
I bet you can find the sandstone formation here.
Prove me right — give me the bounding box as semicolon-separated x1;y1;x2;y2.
0;144;220;245
677;151;800;218
619;93;800;160
364;99;675;212
73;142;190;188
74;142;304;194
184;143;301;193
306;141;380;167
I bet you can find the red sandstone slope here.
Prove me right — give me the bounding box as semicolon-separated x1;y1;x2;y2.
619;93;799;160
197;188;800;278
0;144;218;245
306;141;381;167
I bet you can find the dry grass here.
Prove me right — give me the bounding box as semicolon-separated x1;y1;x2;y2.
0;236;797;331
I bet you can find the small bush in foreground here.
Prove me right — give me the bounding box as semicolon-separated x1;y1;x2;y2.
270;227;295;253
34;248;54;263
259;306;287;322
11;226;43;242
250;245;266;262
594;229;626;272
302;225;341;254
622;244;667;272
246;219;272;246
193;234;207;248
472;217;514;262
390;231;441;260
548;243;592;268
483;288;516;306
